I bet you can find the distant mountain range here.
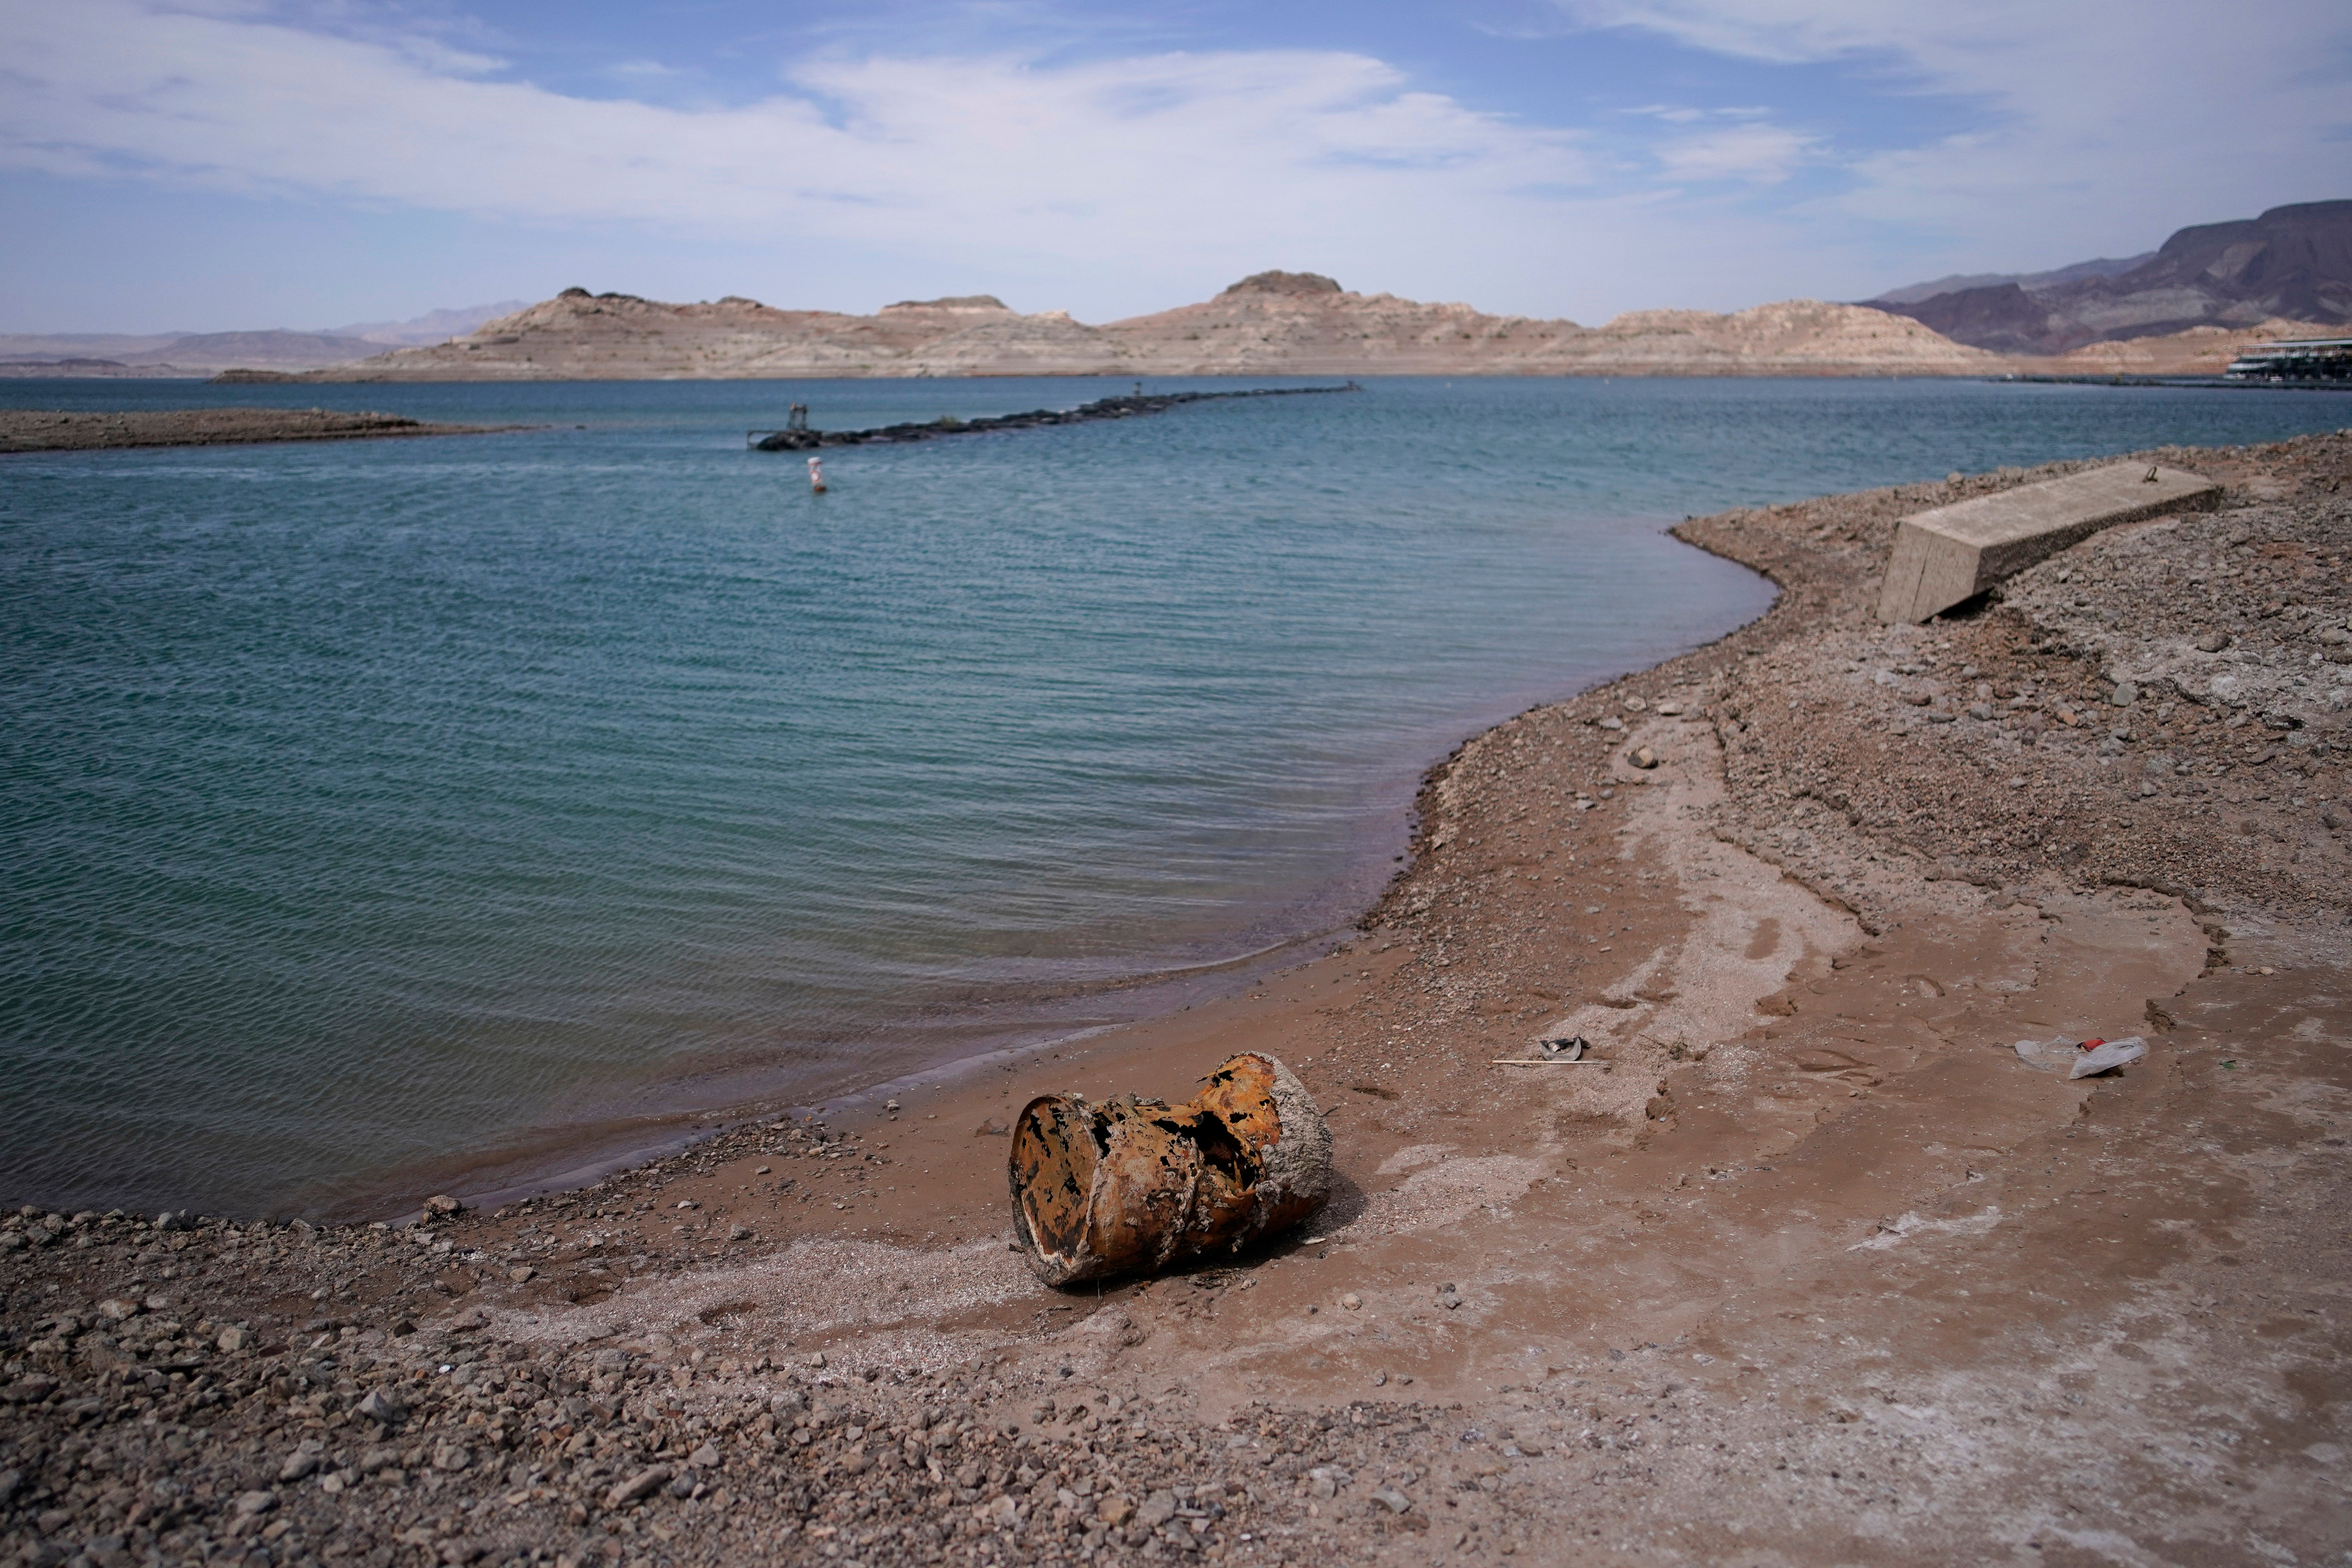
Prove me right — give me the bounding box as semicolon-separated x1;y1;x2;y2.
0;301;528;376
1868;254;2157;306
296;273;1998;381
1865;200;2350;355
325;302;532;346
6;207;2344;383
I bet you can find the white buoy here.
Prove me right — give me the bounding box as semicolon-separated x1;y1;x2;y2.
807;456;827;494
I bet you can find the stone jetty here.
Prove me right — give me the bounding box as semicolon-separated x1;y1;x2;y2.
749;385;1356;451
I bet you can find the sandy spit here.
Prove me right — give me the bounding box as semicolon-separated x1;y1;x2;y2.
0;408;511;453
3;430;2348;1566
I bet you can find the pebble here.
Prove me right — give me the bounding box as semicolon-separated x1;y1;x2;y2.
607;1465;671;1509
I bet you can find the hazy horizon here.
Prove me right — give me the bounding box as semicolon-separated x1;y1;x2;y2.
3;1;2346;335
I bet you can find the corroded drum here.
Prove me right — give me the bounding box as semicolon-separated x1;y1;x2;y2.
1008;1053;1332;1286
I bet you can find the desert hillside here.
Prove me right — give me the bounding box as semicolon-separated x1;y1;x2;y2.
2013;316;2334;377
305;272;2002;381
1870;198;2352;354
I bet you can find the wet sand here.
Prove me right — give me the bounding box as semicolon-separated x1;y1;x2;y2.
4;429;2348;1565
0;408;508;452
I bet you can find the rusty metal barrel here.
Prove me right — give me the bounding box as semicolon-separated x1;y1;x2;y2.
1007;1052;1332;1286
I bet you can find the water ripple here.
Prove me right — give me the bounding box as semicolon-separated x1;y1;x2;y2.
3;374;2341;1215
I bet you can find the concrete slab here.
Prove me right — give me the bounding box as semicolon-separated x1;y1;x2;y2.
1877;462;2220;623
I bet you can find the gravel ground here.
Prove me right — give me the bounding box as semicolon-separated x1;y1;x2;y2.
1668;432;2351;938
0;1152;1425;1568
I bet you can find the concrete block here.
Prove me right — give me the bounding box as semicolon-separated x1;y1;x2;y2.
1877;463;2220;624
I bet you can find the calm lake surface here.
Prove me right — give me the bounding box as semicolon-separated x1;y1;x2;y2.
4;375;2344;1217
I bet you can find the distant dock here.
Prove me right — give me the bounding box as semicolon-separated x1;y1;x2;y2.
748;384;1360;451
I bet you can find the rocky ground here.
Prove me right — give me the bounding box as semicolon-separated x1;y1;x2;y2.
1669;434;2351;932
5;429;2349;1568
0;410;504;453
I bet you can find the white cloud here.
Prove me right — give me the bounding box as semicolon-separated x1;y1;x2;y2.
1554;0;2352;267
1655;121;1815;183
1552;0;1949;65
8;0;2338;325
0;0;1601;306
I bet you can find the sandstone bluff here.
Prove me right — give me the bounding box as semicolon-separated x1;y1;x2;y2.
305;273;2005;382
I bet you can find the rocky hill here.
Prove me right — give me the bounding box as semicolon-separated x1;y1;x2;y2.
307;273;1996;381
0;329;387;378
1871;199;2351;354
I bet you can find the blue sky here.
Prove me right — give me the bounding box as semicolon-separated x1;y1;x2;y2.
2;0;2345;332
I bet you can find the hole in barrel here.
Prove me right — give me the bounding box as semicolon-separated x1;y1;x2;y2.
1012;1096;1098;1263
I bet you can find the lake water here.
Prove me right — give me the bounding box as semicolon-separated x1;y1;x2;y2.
4;374;2343;1218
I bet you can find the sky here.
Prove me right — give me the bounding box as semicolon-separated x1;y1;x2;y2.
1;0;2346;333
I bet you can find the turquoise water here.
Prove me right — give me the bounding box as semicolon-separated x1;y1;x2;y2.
4;376;2344;1218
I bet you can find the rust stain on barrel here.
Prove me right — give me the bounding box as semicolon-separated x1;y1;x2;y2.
1008;1052;1333;1286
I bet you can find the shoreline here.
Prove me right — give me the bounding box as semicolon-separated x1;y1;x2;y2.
312;922;1369;1228
0;407;515;452
4;430;2347;1564
307;641;1697;1229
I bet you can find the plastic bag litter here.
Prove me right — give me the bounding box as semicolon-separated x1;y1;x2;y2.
2013;1036;2075;1071
2068;1036;2146;1079
2013;1034;2146;1078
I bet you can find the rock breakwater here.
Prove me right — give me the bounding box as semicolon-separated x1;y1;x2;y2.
750;385;1355;450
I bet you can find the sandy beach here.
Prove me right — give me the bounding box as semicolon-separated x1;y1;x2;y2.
0;409;507;453
4;428;2348;1566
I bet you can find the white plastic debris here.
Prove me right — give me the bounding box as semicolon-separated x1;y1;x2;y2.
2012;1034;2147;1077
2012;1036;2075;1071
2069;1035;2147;1079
